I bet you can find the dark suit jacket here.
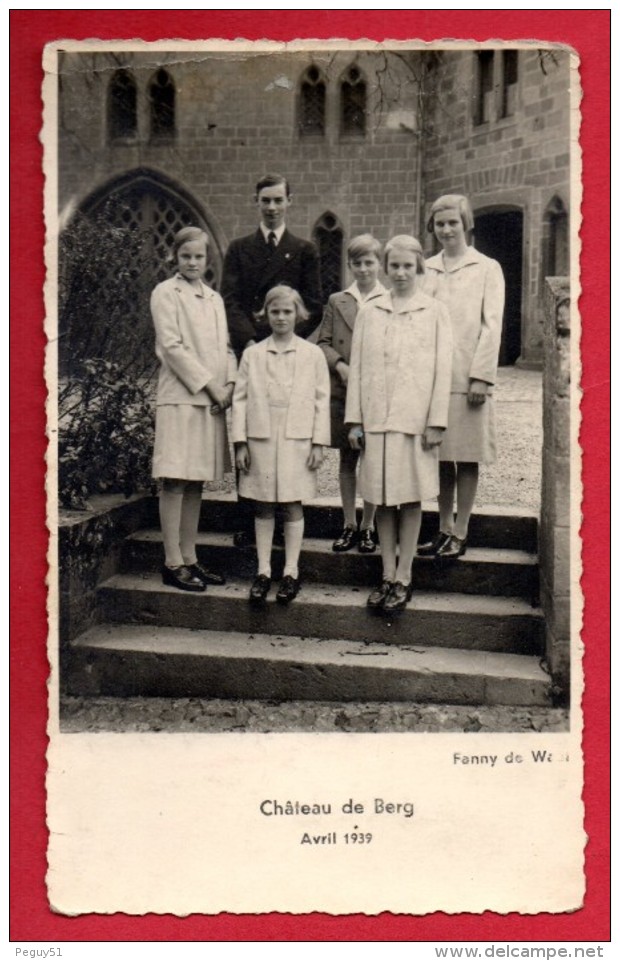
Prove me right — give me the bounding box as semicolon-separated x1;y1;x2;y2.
221;228;323;354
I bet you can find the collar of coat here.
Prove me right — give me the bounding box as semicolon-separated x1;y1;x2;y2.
371;289;435;314
425;246;485;273
172;273;216;299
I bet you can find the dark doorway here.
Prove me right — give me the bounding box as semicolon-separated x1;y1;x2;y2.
474;209;523;366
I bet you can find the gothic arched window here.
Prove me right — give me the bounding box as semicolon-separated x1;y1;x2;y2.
59;173;221;377
312;213;344;300
149;68;176;141
299;65;326;137
543;195;569;279
340;64;366;137
107;69;137;142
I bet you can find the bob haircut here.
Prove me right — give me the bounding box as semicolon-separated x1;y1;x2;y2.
383;234;425;275
347;233;382;263
255;173;291;198
255;284;310;324
172;226;208;257
427;194;475;234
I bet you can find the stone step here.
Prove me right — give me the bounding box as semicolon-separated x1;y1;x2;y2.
122;530;539;600
64;623;552;706
142;494;539;552
98;573;544;656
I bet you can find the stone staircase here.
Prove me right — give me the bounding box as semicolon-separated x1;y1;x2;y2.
64;494;551;706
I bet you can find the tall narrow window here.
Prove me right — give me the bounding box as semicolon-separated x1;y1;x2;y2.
543;196;569;279
501;50;519;118
299;65;326;137
340;64;366;137
149;68;175;140
108;69;137;141
313;213;343;300
475;50;494;125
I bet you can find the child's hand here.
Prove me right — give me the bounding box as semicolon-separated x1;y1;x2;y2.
307;444;324;470
235;442;251;472
467;379;489;406
348;425;365;451
422;426;445;451
336;361;349;385
206;381;231;412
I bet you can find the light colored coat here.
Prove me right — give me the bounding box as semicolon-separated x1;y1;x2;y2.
232;335;331;444
151;274;237;405
345;290;453;435
424;247;505;393
317;285;386;402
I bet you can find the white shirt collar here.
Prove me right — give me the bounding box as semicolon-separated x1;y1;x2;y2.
345;281;387;305
259;223;286;245
266;334;297;353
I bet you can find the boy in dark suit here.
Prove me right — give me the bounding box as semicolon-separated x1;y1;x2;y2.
221;174;323;356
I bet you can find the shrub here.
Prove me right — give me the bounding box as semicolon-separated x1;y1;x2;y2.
58;359;155;510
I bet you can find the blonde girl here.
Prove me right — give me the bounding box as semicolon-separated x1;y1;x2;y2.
151;226;237;592
232;285;330;605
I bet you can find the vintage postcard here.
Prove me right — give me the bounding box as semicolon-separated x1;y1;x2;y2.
43;37;584;916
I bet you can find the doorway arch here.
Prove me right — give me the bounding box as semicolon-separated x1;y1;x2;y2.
474;206;524;366
59;171;223;376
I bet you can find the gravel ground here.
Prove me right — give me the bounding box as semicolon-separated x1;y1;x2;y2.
62;366;549;734
210;366;542;512
60;695;568;733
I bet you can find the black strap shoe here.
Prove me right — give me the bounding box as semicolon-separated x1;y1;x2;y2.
367;580;393;610
249;574;272;605
417;531;451;557
436;534;468;561
332;525;358;552
383;581;413;613
161;565;206;593
358;527;377;554
276;575;300;604
188;562;226;586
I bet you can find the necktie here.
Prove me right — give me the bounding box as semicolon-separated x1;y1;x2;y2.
267;231;277;250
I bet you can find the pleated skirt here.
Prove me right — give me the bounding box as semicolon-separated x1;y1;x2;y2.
239;405;318;503
439;394;497;465
358;431;439;507
152;404;232;481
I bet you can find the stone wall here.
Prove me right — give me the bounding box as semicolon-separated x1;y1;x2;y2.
539;277;571;701
58;49;422;257
422;48;571;364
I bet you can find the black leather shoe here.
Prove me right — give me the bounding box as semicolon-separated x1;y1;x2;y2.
367;580;393;610
249;574;271;605
436;534;468;561
276;575;300;604
358;527;377;554
233;530;254;549
161;565;206;593
417;531;451;557
332;525;358;552
188;562;226;586
383;581;413;613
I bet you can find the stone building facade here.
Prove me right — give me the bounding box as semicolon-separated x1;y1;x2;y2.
57;45;571;367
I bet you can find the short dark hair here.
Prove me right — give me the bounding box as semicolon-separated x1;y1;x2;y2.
347;234;382;262
255;173;291;197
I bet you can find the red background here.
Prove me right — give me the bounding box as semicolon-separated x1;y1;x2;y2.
10;9;610;942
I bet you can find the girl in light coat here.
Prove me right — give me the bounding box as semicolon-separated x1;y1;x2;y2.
232;285;330;606
345;235;452;614
151;226;237;592
419;195;505;560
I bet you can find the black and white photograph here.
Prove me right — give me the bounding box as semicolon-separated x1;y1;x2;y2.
45;38;582;915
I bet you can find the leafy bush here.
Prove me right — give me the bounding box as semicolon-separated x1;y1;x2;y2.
59;359;155;510
58;204;162;509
